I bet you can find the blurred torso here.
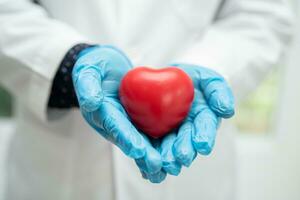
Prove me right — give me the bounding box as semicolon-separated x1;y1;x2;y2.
5;1;236;200
41;0;220;66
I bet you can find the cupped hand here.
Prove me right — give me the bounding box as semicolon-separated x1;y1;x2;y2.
72;45;163;182
141;63;235;179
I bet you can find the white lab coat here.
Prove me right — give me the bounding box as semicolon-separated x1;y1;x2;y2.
0;0;293;200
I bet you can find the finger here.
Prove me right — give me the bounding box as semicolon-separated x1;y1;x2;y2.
94;102;146;159
135;135;162;174
160;133;182;176
170;63;235;118
173;121;197;167
197;67;235;118
141;170;167;184
72;64;103;112
192;108;220;155
138;137;167;184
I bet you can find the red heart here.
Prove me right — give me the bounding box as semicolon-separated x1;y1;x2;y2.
119;66;194;138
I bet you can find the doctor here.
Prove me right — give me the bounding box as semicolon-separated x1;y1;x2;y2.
0;0;294;200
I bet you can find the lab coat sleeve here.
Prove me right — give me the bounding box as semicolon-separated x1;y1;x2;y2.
174;0;295;100
0;0;90;120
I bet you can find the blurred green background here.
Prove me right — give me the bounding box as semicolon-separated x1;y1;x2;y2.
0;87;13;117
233;70;279;134
0;71;279;134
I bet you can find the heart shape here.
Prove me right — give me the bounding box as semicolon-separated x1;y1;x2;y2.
119;66;194;138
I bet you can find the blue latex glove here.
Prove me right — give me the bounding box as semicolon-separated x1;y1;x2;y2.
149;63;235;177
72;45;163;180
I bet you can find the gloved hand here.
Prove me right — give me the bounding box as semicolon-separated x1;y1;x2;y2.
72;45;163;181
143;63;235;177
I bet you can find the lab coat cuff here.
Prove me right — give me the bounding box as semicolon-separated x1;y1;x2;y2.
29;33;91;122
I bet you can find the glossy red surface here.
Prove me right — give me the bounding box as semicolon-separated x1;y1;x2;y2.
119;67;194;138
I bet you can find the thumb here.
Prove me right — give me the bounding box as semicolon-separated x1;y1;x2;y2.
72;64;103;112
